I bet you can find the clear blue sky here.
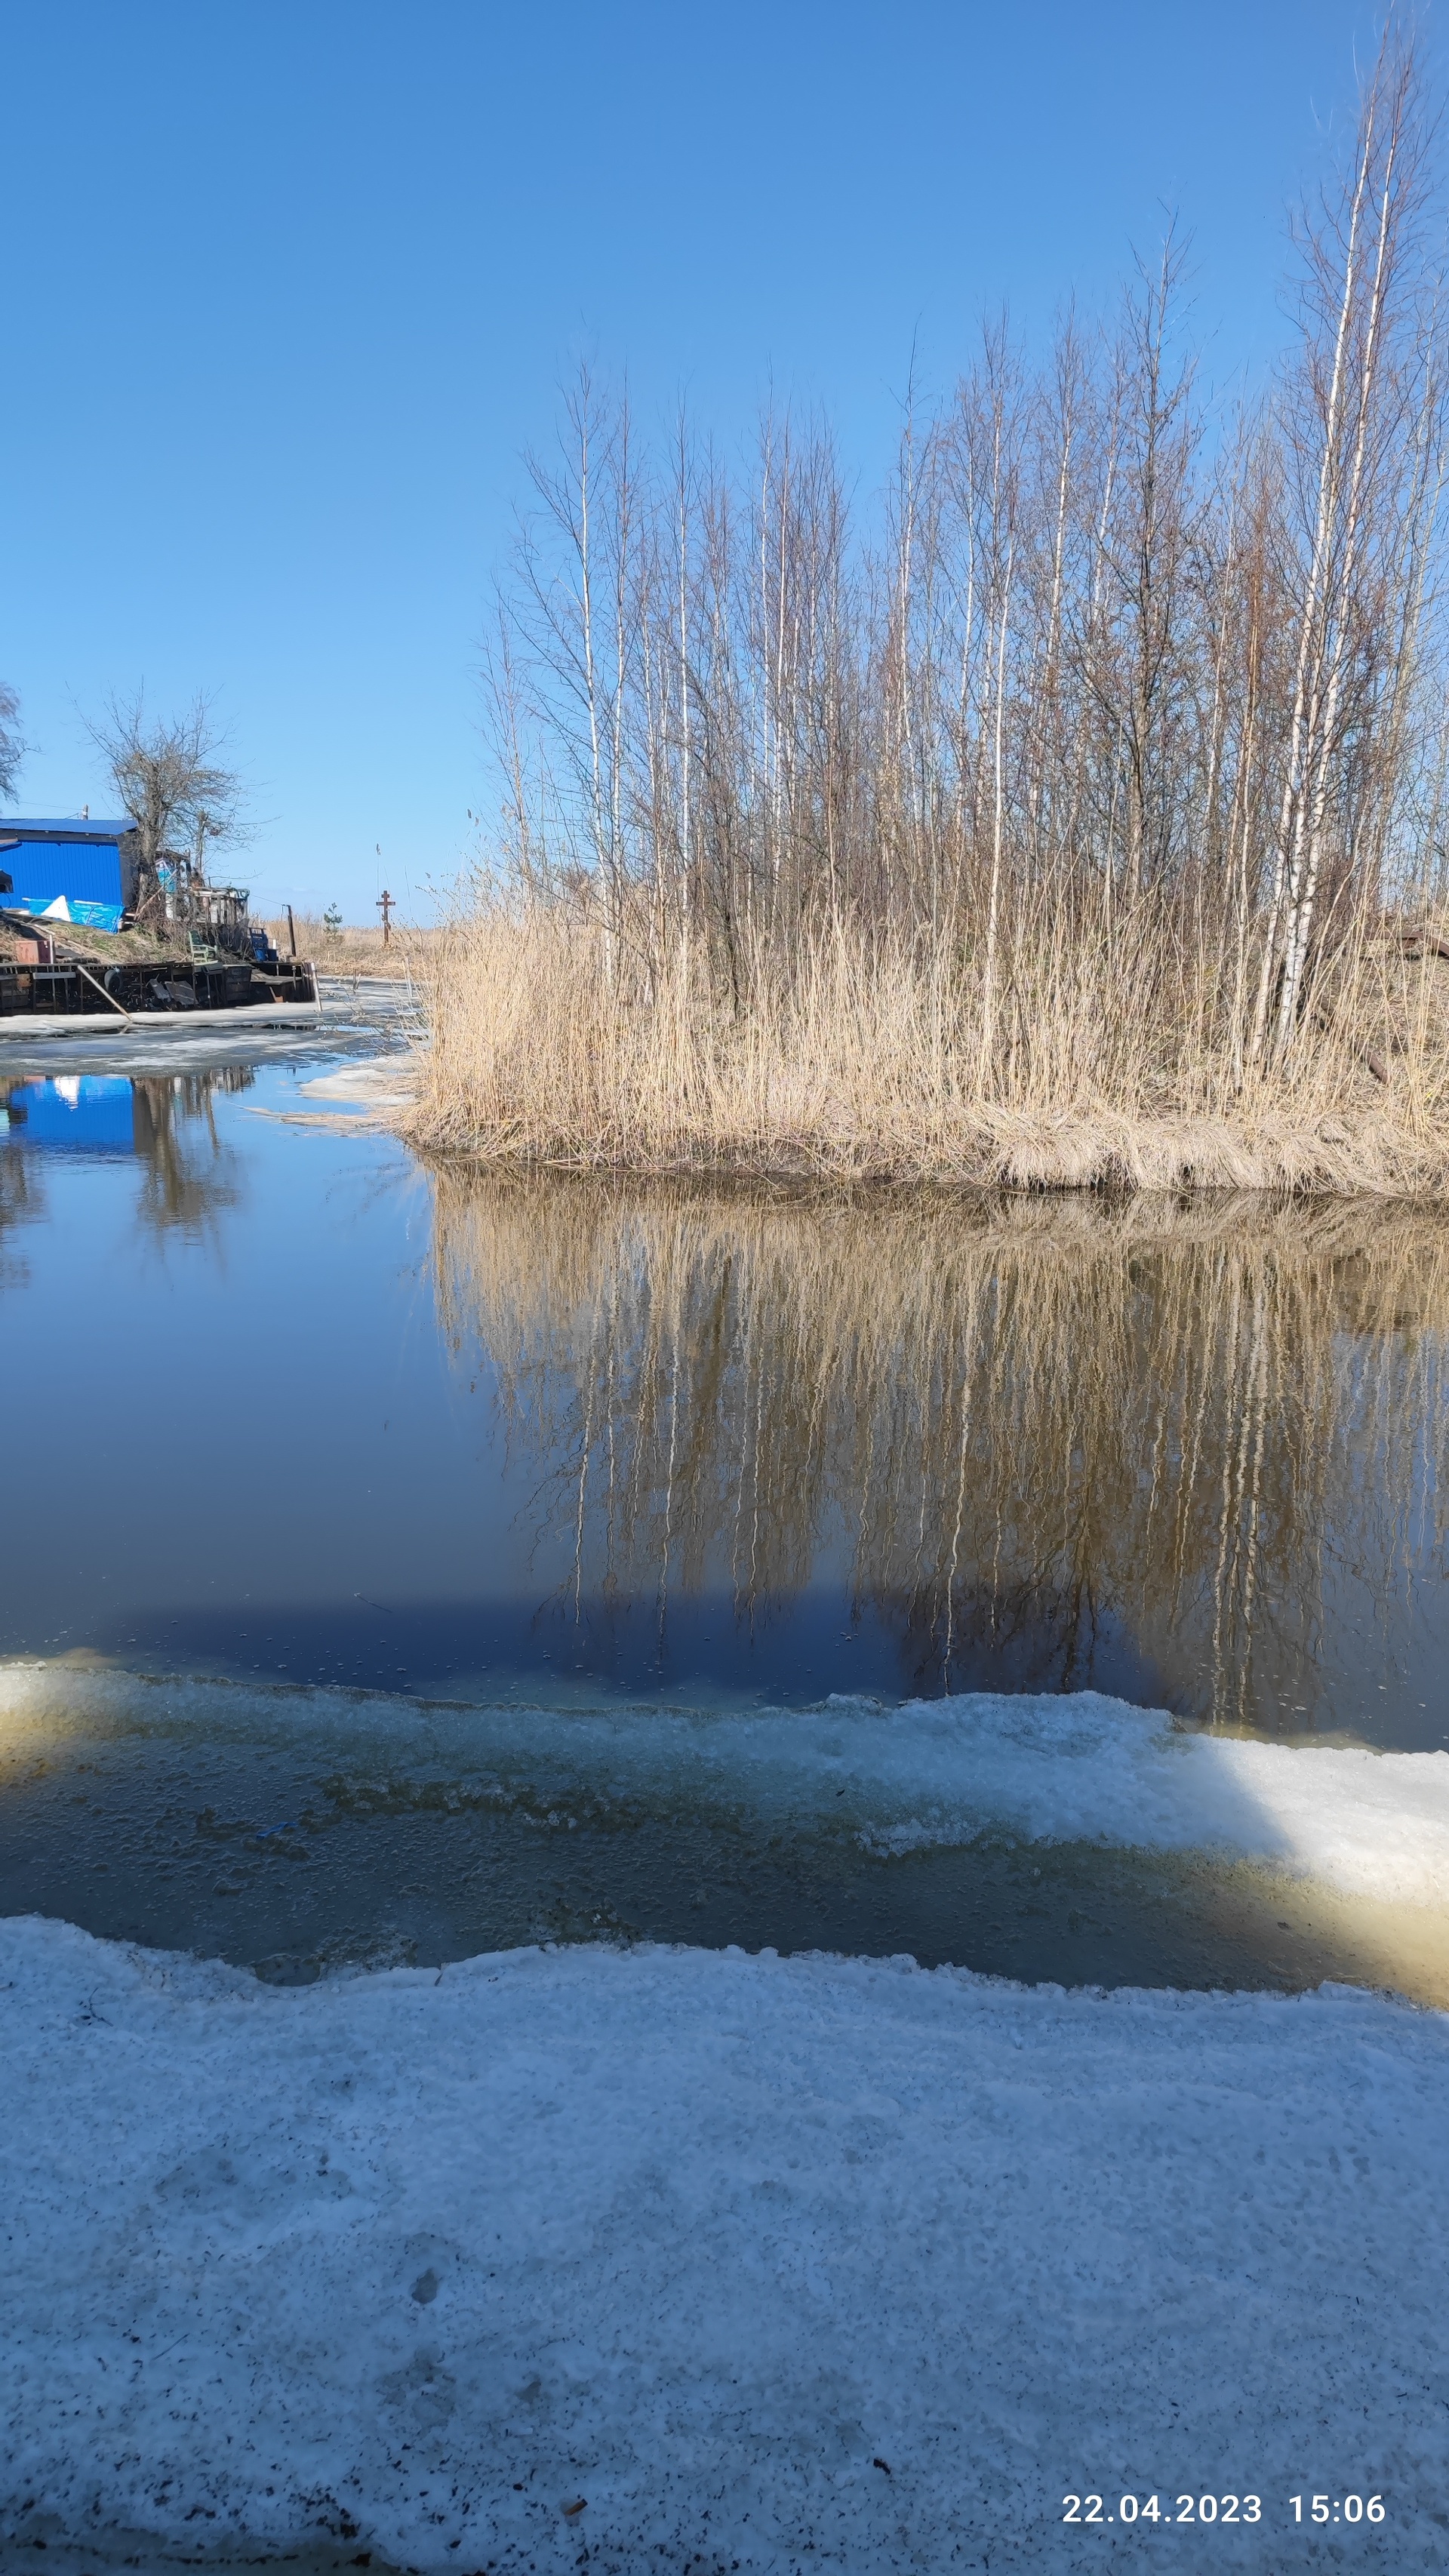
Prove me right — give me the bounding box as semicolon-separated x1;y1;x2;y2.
2;0;1418;921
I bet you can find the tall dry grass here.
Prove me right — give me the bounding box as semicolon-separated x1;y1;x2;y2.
411;29;1449;1194
410;900;1449;1189
263;914;441;979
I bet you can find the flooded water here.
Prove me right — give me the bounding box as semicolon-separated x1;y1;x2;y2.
3;1016;1447;1997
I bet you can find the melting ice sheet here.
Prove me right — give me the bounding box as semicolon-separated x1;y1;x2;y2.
4;1663;1447;1908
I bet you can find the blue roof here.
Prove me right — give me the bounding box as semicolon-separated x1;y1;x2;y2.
0;817;134;841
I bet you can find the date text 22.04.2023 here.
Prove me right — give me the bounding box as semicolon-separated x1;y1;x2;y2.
1061;2494;1386;2526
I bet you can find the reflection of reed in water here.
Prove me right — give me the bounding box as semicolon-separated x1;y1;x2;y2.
432;1176;1449;1728
131;1069;253;1236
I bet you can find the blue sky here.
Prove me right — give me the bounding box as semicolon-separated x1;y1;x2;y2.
2;0;1418;920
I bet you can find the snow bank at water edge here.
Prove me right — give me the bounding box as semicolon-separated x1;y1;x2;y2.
3;1918;1447;2571
5;1663;1448;1908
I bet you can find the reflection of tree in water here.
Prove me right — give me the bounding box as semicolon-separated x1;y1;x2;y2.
432;1174;1449;1731
0;1118;44;1282
131;1068;253;1237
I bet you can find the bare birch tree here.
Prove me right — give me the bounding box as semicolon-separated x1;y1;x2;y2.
1257;29;1445;1059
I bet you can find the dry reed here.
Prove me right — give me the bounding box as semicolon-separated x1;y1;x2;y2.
411;903;1449;1190
263;915;441;978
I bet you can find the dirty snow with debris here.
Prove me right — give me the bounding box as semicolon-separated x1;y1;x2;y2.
3;1916;1448;2571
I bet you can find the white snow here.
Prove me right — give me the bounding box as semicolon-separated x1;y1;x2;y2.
5;1662;1449;1909
3;1916;1447;2571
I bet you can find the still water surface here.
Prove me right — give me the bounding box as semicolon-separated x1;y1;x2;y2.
3;1025;1447;1992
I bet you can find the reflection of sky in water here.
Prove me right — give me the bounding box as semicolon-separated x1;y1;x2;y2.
2;1075;137;1157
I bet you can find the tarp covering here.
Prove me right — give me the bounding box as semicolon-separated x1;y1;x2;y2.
3;891;125;932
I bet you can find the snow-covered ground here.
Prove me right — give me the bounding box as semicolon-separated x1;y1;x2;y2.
4;1915;1447;2572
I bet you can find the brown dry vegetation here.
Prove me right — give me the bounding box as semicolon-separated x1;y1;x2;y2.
411;906;1449;1190
262;914;441;979
410;32;1449;1195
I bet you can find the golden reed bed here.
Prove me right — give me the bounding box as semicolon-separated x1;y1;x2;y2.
404;906;1449;1196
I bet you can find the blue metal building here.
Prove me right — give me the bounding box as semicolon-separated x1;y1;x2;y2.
0;818;138;931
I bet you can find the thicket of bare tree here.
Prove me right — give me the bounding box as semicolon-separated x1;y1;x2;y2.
420;29;1449;1187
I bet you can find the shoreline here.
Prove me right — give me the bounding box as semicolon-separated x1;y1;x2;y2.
400;1051;1449;1196
404;1119;1449;1204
